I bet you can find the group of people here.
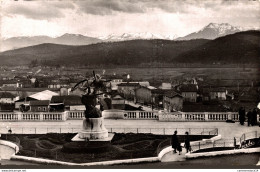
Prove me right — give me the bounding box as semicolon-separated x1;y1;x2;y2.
238;107;258;126
171;131;191;155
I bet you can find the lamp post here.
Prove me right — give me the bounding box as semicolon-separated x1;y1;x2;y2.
6;126;9;140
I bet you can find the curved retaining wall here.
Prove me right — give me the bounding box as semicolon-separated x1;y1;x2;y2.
186;147;260;159
0;139;19;154
11;155;159;166
158;135;222;160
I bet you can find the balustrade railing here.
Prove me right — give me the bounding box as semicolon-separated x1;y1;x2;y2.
208;113;228;121
22;113;40;121
0;112;65;121
42;113;63;121
0;113;18;121
185;113;206;121
67;111;85;119
159;111;244;122
0;110;256;122
125;111;158;119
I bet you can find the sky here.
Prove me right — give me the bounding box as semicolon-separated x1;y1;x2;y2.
1;0;260;38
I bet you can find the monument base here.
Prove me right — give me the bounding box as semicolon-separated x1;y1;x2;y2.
71;133;114;142
71;117;114;142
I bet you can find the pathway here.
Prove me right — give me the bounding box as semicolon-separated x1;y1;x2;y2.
161;150;186;162
0;144;15;160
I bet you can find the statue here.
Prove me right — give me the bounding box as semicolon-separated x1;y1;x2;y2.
71;71;110;118
70;71;114;141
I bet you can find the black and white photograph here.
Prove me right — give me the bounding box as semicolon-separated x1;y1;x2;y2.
0;0;259;170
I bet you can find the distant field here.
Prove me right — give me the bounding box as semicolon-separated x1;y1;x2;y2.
74;67;260;85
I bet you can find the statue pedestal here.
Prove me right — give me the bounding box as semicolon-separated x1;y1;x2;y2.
72;117;114;142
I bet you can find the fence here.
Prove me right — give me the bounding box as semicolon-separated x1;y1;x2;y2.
0;124;218;136
240;131;259;144
191;131;260;153
191;139;237;152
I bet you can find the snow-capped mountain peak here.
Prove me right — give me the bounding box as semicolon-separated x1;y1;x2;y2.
203;23;242;35
99;32;177;41
178;23;244;40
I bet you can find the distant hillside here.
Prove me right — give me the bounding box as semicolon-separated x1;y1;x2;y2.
0;39;209;66
0;31;259;66
0;34;101;52
175;30;260;64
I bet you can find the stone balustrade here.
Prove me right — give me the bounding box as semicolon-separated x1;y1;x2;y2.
66;110;85;119
0;111;66;121
0;113;18;121
103;110;159;120
0;110;257;122
158;111;253;122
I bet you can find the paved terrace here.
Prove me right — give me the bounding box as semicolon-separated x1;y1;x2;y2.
0;119;259;165
0;119;258;139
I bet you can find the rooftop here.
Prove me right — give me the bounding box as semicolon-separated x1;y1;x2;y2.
29;90;59;101
164;91;183;98
0;87;60;92
0;92;16;98
117;82;140;87
203;87;227;93
179;84;198;92
50;95;83;105
30;100;50;106
151;89;172;94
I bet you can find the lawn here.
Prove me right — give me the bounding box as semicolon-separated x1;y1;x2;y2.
1;133;213;163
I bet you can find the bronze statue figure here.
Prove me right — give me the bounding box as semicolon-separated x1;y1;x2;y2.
71;71;110;118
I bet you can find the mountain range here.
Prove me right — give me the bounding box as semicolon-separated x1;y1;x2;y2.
1;23;257;52
177;23;243;40
99;32;177;42
0;30;259;66
0;34;102;52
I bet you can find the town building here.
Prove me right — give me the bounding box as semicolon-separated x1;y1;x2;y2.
50;95;84;111
163;91;183;112
159;83;172;90
111;94;125;110
134;86;157;105
117;82;140;100
0;80;21;88
0;92;16;104
29;100;50;112
0;87;60;100
202;87;227;101
178;84;198;102
14;90;59;110
209;87;227;100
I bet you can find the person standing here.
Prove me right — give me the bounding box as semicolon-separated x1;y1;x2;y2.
247;109;252;126
184;132;191;153
171;130;179;153
252;108;257;126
